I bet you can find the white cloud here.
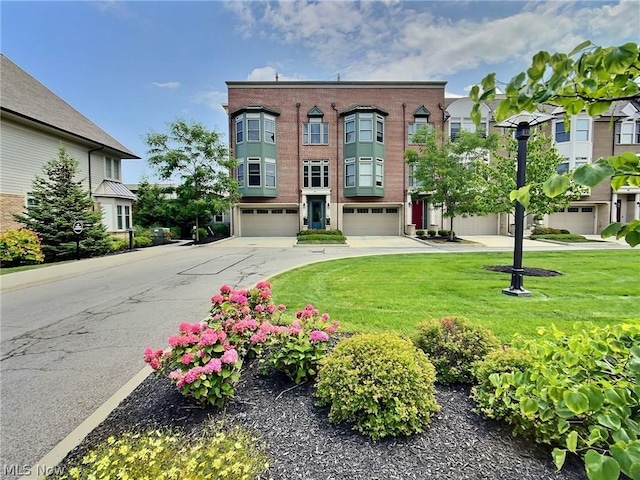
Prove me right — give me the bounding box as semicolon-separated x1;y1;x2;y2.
92;1;136;21
192;90;227;112
227;0;638;83
152;81;180;89
246;66;304;81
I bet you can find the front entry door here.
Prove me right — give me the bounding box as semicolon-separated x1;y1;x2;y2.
310;199;324;229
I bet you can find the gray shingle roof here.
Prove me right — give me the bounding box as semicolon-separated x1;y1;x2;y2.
1;54;139;159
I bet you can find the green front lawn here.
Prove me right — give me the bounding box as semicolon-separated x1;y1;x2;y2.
269;251;639;342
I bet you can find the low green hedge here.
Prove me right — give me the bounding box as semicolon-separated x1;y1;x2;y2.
298;229;344;236
297;234;346;244
530;234;589;242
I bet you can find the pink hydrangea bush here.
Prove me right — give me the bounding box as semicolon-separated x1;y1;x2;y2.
145;283;340;407
258;304;340;384
209;282;286;358
144;321;242;407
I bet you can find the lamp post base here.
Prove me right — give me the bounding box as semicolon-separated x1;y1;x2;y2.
502;286;531;297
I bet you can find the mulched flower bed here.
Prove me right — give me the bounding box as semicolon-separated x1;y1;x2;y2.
57;361;587;480
484;265;563;277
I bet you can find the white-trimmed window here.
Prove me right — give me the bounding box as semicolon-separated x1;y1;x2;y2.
409;118;434;143
116;204;131;230
408;164;423;188
105;157;121;180
264;116;276;144
303;160;329;188
247;158;261;186
555;120;570;142
450;118;486;140
375;158;384;187
616;120;640;144
265;158;276;187
236;117;244;144
359;114;373;141
359;157;373;186
376;115;384;143
247;115;260;142
345;115;355;144
557;156;589;174
575;119;590;141
303;121;329;145
345;157;356;187
237;162;245;187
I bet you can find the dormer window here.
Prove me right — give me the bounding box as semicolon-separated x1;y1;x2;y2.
303;106;328;145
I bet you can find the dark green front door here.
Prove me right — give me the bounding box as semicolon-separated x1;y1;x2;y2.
310;199;324;229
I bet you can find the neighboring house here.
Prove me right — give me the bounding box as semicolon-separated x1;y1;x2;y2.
0;54;139;234
225;80;447;237
438;96;640;236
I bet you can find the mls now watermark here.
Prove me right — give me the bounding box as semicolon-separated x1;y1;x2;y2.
3;463;65;476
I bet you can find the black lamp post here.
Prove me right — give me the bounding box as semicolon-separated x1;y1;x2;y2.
497;111;553;297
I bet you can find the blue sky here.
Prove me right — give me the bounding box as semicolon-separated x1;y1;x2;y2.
2;0;638;183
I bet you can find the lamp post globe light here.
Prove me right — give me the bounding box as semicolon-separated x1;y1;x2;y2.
496;111;553;297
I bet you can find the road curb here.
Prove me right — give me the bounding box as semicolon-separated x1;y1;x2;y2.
23;366;153;479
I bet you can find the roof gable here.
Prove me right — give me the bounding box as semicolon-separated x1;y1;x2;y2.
0;55;139;159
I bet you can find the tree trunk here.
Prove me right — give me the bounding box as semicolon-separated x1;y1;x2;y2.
449;217;455;241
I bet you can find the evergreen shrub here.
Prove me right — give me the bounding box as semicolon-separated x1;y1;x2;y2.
0;228;44;266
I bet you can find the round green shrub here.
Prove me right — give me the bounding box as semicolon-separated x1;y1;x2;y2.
413;316;500;384
314;332;440;440
133;235;152;248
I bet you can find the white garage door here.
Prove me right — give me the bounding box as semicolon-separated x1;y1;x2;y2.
548;206;596;234
240;208;299;237
342;206;400;236
452;214;499;235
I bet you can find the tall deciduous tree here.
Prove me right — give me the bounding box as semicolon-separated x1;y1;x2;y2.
471;41;640;246
478;130;583;218
405;129;498;240
13;147;111;261
145;119;239;241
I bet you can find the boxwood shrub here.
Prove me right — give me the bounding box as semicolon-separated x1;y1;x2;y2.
314;332;440;440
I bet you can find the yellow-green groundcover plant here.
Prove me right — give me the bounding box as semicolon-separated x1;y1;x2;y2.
50;424;269;480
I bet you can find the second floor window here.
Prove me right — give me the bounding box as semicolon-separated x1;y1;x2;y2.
236;118;244;143
555;120;570;142
345;157;356;187
616;120;640;144
237;163;245;187
303;160;329;188
248;159;261;186
575;118;589;141
303;122;329;145
105;157;121;180
265;160;276;187
376;117;384;143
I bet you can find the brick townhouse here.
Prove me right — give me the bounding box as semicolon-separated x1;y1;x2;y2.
225;80;448;237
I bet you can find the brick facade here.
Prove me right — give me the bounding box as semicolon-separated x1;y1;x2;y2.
0;193;26;233
226;81;446;236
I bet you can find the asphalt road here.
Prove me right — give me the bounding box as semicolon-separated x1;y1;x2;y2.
0;235;631;478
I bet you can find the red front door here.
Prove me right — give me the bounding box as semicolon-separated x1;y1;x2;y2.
412;200;424;229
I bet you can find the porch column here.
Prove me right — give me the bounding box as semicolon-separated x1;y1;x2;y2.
635;193;640;220
611;193;618;223
405;192;412;226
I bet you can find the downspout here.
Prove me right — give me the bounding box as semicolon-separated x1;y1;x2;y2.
228;112;235;236
402;103;407;231
88;145;104;211
331;102;339;230
296;103;301;228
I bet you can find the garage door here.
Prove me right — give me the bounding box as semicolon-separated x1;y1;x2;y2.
452;214;499;235
548;206;596;234
240;208;299;236
342;206;400;236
